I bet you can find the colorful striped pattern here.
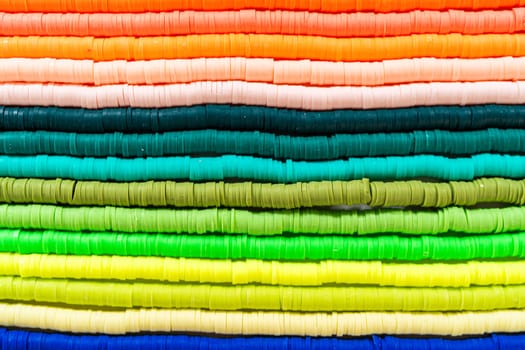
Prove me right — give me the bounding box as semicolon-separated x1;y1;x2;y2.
1;1;525;349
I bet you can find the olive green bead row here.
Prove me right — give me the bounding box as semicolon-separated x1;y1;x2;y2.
0;177;523;209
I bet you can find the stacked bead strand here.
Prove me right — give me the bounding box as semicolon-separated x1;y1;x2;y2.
0;1;524;349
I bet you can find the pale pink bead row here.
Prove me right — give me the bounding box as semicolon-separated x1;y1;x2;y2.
2;57;525;86
0;81;523;109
